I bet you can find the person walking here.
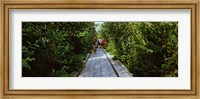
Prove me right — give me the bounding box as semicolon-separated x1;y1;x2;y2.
98;38;102;49
92;35;97;54
101;38;105;48
98;38;106;49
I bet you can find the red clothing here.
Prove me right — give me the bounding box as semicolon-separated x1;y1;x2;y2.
102;39;105;44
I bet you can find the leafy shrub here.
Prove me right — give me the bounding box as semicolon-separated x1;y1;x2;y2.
22;22;96;77
99;22;178;77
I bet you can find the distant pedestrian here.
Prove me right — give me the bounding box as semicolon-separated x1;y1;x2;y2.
92;35;97;54
98;38;105;49
102;38;105;45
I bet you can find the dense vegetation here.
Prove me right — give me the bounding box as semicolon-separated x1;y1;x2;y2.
98;22;178;77
22;22;178;77
22;22;96;77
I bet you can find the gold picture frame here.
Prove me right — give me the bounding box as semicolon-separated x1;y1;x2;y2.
0;0;199;99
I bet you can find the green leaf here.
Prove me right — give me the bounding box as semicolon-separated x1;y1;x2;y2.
26;41;31;45
22;60;31;70
33;44;40;47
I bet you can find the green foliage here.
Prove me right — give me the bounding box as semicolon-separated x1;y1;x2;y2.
99;22;178;77
50;66;69;77
22;22;96;77
23;22;178;77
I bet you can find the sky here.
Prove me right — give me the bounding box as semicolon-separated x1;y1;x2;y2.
94;22;104;33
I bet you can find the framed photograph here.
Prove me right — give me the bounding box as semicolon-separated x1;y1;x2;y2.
1;0;199;98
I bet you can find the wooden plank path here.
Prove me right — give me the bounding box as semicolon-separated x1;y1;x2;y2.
79;47;132;77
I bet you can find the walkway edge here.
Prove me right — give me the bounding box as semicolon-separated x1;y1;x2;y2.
102;49;120;77
77;53;91;77
116;60;133;77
